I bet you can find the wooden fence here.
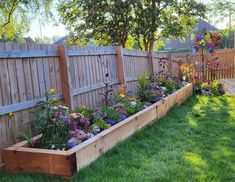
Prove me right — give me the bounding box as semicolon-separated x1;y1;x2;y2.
0;43;234;166
172;49;235;81
0;43;174;165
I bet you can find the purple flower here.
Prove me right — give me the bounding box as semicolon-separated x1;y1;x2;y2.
67;142;77;149
194;75;199;80
66;116;71;125
93;112;100;119
154;97;161;102
102;112;107;118
80;118;91;127
73;121;78;128
140;106;148;111
55;112;60;118
105;118;116;126
117;114;127;120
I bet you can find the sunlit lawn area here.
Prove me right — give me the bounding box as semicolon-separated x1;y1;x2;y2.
1;95;235;182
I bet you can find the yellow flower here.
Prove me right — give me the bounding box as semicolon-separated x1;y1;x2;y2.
49;98;58;104
129;97;136;101
119;94;125;98
50;88;55;95
9;112;14;118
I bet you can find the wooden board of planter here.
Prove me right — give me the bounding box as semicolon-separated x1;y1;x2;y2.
3;84;193;178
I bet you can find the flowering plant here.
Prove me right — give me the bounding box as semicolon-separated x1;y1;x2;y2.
18;73;184;151
33;89;70;150
193;29;222;81
194;30;222;54
179;63;195;82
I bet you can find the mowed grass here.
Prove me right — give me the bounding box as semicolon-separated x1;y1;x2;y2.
1;95;235;182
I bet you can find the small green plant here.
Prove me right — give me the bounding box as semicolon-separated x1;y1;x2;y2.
93;118;110;130
18;131;34;147
137;71;155;103
211;80;219;95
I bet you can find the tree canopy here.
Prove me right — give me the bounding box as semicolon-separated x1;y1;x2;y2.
206;0;235;28
0;0;53;41
206;0;235;48
58;0;206;51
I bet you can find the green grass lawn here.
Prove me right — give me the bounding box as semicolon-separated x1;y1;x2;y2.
1;95;235;182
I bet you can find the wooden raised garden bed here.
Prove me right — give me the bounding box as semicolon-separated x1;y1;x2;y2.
3;84;193;178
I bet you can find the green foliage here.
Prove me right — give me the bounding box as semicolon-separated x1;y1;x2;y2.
156;41;165;50
219;28;235;49
137;71;149;90
131;0;205;51
137;71;155;103
18;131;34;147
211;80;219;96
58;0;206;50
75;107;95;122
58;0;134;47
93;118;110;130
206;0;235;27
194;80;224;96
163;80;175;92
0;0;54;40
101;106;121;122
122;101;145;116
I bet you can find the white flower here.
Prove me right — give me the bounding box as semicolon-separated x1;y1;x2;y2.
51;145;55;149
130;101;137;107
53;106;58;110
80;113;84;118
62;106;69;110
161;87;167;91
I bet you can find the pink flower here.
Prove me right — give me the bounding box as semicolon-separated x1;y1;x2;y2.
118;107;126;114
71;113;79;119
68;129;80;136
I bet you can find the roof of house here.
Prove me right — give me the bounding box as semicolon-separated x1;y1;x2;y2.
53;36;68;45
194;18;218;33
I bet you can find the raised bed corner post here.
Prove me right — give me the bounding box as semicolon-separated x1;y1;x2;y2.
148;51;154;78
116;46;126;85
58;45;74;109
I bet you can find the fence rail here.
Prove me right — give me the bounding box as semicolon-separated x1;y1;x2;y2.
0;42;234;165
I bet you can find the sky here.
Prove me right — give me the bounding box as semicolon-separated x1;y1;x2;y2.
26;19;68;39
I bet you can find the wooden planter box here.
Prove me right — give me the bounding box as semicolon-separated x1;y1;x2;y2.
3;84;193;178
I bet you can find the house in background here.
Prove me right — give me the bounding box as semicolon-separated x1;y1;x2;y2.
53;35;96;46
23;37;35;44
159;19;218;51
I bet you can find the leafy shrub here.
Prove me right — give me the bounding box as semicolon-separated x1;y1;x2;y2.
137;71;155;103
211;80;219;95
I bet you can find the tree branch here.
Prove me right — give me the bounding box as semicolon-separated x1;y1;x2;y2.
3;0;19;26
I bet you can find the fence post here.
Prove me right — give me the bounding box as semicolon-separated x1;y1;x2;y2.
167;53;172;75
148;51;154;77
116;46;126;85
58;45;74;109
